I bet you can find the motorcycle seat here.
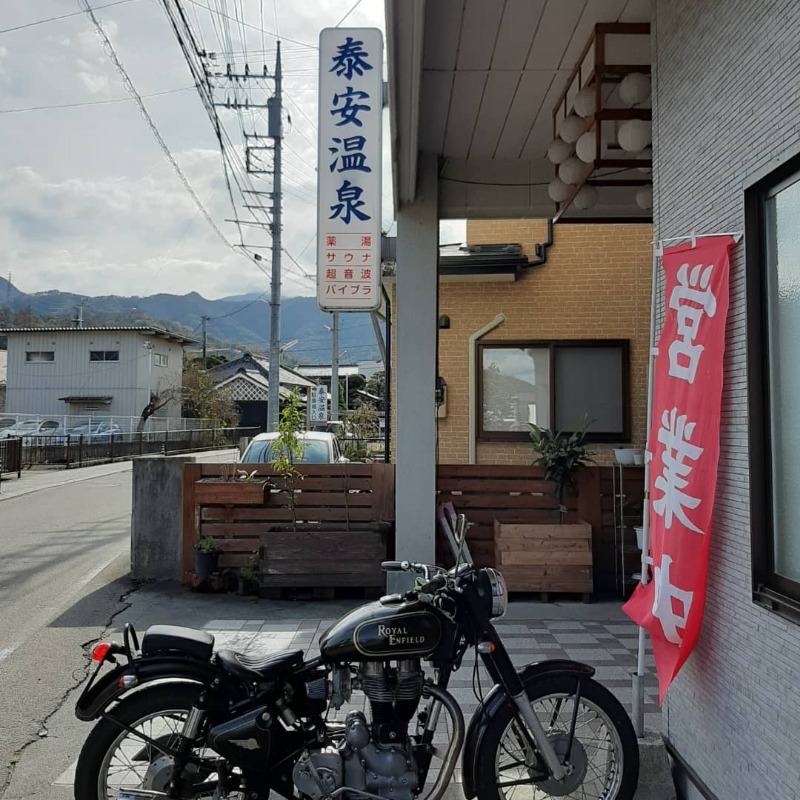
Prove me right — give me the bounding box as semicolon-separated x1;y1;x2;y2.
216;648;305;683
141;625;215;661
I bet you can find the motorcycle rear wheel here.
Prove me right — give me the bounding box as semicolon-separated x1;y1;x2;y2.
74;683;228;800
475;674;639;800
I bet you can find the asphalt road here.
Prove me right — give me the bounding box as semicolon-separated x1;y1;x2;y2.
0;464;134;798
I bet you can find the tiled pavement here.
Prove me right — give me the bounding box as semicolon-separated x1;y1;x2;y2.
56;590;661;792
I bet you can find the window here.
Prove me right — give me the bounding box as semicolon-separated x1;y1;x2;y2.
478;340;629;443
747;155;800;613
25;351;54;363
89;350;119;362
154;353;168;367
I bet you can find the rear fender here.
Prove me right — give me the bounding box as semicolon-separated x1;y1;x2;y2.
461;660;595;799
75;656;216;721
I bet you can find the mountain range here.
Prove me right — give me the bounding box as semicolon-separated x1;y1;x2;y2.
0;276;383;366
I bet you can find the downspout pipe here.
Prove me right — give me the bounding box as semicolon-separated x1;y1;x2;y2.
468;314;506;465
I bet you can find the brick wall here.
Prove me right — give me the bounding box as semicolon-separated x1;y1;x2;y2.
435;220;653;465
654;2;800;798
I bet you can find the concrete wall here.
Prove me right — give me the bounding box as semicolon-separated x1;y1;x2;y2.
131;454;194;581
436;221;652;465
653;2;800;798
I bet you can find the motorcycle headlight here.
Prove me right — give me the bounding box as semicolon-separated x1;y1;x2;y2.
484;568;509;619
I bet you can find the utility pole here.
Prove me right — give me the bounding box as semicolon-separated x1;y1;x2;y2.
201;315;210;368
267;41;283;432
331;311;340;421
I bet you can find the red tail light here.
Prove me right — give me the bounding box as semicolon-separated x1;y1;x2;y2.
91;643;111;662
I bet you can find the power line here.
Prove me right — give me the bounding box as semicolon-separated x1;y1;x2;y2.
0;0;137;35
0;86;194;114
183;0;317;50
335;0;365;27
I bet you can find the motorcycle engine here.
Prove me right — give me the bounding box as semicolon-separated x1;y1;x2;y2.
294;660;423;800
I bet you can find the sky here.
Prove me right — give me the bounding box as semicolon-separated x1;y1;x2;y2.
0;0;464;301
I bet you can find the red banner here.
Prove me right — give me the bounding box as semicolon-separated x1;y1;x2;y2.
623;235;735;702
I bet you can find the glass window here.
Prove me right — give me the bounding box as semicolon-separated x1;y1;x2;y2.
481;347;550;433
154;353;168;367
747;157;800;615
90;350;119;362
25;351;54;363
478;341;628;442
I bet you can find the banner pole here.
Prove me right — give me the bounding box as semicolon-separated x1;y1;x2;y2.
631;240;661;738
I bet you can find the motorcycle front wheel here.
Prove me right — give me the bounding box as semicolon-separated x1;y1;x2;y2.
475;674;639;800
74;683;228;800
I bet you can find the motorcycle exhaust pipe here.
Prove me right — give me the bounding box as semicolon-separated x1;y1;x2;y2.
116;791;167;800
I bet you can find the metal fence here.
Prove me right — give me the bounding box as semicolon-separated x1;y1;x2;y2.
14;427;260;469
0;413;219;435
0;437;22;477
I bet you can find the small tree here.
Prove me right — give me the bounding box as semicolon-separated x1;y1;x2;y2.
137;389;179;432
529;416;593;524
343;399;380;461
182;360;239;428
271;389;306;529
365;371;386;411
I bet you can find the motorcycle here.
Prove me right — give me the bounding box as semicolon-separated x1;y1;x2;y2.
74;515;639;800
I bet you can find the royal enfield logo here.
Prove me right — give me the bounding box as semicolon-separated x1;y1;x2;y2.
377;624;426;647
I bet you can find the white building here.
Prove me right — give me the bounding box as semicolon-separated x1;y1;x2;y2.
1;326;193;421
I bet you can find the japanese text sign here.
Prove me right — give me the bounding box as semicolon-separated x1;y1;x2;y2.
310;385;328;423
317;28;383;312
624;236;735;702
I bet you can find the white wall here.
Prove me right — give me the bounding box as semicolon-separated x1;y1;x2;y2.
5;331;183;420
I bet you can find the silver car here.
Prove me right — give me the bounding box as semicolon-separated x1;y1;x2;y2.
240;431;349;464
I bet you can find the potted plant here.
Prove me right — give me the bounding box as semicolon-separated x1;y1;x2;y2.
270;389;306;530
528;414;593;524
493;415;595;598
195;535;221;579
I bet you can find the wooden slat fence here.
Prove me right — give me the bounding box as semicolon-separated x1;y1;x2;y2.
181;461;642;594
182;462;395;587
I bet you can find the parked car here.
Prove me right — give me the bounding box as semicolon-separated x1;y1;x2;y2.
0;417;16;434
67;421;122;439
0;419;64;439
239;431;349;464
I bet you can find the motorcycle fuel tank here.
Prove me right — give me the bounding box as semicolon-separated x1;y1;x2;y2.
319;597;442;662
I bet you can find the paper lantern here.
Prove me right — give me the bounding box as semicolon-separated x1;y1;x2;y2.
558;157;586;186
573;185;598;210
547;178;572;203
618;119;651;152
575;131;597;163
558;113;585;144
573;85;596;118
620;72;651;106
635;185;653;210
547;138;574;165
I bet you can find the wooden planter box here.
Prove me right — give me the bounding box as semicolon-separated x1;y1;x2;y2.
259;524;389;588
194;479;270;506
494;520;593;598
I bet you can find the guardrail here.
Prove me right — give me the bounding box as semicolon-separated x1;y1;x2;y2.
14;427;260;469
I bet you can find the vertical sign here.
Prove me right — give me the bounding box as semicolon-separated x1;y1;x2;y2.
310;385;328;423
624;236;736;702
317;28;382;312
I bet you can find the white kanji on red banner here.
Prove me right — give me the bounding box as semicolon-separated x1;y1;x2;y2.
668;263;718;384
653;407;704;534
651;555;694;644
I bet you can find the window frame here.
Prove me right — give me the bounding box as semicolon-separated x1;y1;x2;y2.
25;350;55;363
89;350;120;362
746;153;800;616
154;353;168;367
476;339;631;444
